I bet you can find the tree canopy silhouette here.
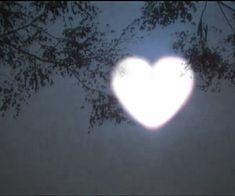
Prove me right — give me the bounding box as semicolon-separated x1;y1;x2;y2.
0;1;130;128
0;1;234;129
137;1;235;91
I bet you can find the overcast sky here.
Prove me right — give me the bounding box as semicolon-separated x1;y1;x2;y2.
0;2;235;194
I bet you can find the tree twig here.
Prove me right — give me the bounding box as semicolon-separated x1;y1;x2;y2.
4;41;109;96
31;24;66;41
220;1;235;13
0;14;43;38
200;1;208;22
217;2;235;33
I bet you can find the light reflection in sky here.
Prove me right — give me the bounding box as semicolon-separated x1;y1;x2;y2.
111;56;194;130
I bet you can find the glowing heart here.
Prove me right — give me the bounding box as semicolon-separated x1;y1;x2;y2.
111;56;194;130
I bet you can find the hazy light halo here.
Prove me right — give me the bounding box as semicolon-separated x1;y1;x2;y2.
111;56;194;131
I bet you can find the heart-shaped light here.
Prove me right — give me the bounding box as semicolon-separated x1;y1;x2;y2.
111;56;194;130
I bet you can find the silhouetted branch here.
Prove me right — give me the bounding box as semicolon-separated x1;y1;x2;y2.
111;18;140;51
217;2;235;33
200;1;207;22
5;41;109;96
220;2;235;12
0;14;43;38
31;24;66;41
4;42;57;64
68;67;110;95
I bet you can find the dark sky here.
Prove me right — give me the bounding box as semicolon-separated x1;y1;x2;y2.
0;2;235;194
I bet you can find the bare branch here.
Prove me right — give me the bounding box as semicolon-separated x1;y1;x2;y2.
200;1;207;22
220;1;235;12
217;2;235;33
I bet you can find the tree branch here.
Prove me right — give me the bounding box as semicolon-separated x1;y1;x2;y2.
0;14;44;38
31;24;66;41
220;2;235;13
4;42;110;96
68;67;109;95
217;2;235;33
200;1;207;22
110;18;140;51
4;42;57;64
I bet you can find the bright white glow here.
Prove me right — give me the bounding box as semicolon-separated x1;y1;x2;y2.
111;56;194;130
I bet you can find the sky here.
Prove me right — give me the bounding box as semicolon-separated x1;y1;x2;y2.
0;2;235;194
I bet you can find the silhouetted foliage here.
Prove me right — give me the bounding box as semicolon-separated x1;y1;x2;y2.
140;1;196;29
0;1;128;128
0;1;234;129
137;1;235;91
